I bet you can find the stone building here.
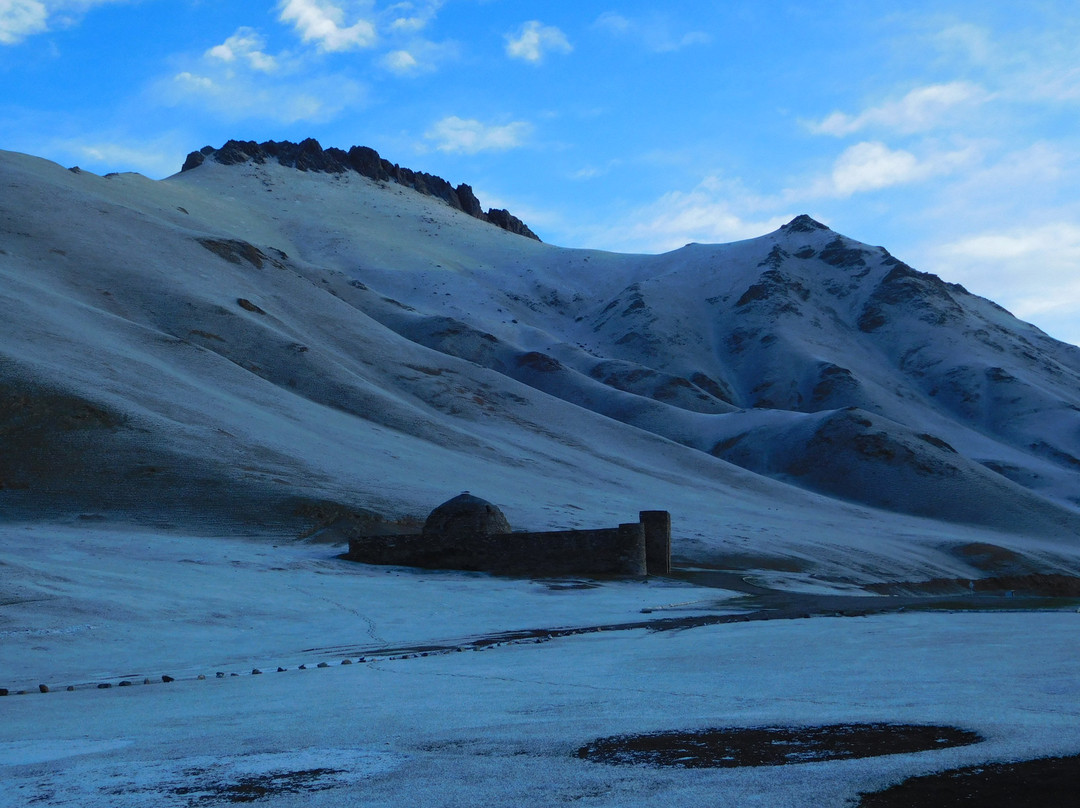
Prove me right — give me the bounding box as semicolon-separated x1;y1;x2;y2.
343;493;671;577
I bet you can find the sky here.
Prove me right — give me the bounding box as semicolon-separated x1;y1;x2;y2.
2;1;1080;346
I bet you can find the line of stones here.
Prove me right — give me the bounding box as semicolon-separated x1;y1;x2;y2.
0;627;580;698
0;606;853;699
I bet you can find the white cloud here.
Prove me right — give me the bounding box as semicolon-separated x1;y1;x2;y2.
800;141;975;198
159;20;369;123
425;116;532;154
505;20;571;64
0;0;129;45
809;82;989;136
382;49;418;73
593;11;710;53
0;0;46;44
207;28;277;73
278;0;377;52
830;141;925;195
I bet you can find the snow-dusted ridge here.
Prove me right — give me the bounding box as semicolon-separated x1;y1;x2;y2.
1;146;1080;582
181;138;541;241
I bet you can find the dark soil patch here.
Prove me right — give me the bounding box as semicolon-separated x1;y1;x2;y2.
857;754;1080;807
577;724;981;768
174;767;344;803
867;573;1080;598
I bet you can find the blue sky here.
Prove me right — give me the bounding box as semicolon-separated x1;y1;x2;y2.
3;1;1080;345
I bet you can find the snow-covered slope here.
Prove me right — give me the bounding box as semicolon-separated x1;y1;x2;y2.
2;144;1080;582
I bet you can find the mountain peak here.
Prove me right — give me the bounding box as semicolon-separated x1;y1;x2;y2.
181;138;541;242
781;214;831;233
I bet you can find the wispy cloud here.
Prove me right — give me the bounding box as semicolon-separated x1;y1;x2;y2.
930;222;1080;341
808;82;989;137
425;116;532;154
158;28;364;123
581;175;788;254
504;21;571;64
0;0;47;44
378;37;457;75
165;70;363;123
385;0;442;33
277;0;377;52
593;12;710;53
206;27;278;73
788;141;978;199
53;136;187;177
0;0;128;45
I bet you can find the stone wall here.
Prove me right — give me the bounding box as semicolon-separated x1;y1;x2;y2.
344;513;670;577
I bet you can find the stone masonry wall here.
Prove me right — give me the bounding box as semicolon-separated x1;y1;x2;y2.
346;522;650;577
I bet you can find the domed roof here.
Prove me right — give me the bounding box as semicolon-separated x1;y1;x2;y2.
423;492;511;539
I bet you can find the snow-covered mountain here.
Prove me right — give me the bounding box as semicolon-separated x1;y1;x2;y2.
3;141;1079;583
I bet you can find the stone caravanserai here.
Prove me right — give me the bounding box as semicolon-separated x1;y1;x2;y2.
343;493;671;577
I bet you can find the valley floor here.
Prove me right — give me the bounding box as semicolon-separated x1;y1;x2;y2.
2;524;1079;807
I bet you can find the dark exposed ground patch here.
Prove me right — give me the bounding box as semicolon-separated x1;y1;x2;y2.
857;754;1080;807
577;724;981;768
866;573;1080;598
173;767;346;804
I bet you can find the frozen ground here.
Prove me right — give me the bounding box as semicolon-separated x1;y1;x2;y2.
2;524;1079;807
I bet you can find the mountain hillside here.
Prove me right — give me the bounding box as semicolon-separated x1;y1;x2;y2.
2;141;1079;584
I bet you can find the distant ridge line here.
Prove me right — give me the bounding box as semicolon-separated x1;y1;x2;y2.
181;138;541;242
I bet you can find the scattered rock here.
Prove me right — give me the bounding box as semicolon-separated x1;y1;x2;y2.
197;238;267;268
236;298;266;315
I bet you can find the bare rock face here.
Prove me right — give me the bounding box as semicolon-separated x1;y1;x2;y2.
181;139;541;241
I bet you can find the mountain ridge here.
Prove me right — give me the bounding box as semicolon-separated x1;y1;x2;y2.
2;146;1079;583
181;138;541;241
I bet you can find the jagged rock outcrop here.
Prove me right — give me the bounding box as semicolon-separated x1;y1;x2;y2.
181;139;541;241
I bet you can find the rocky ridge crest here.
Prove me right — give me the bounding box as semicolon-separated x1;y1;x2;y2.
182;138;540;241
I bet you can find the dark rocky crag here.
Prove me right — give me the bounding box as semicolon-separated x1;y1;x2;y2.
182;139;541;241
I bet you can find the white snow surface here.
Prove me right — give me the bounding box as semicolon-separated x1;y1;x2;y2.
2;524;1080;807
